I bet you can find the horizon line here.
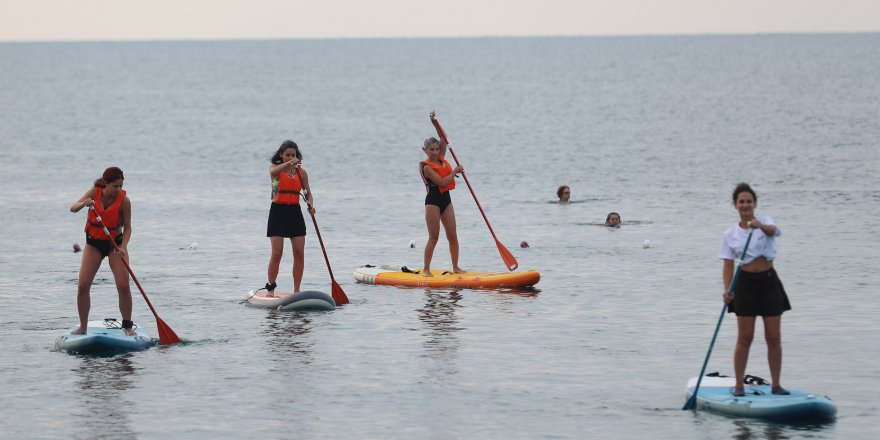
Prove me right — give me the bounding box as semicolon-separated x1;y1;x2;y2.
1;29;878;45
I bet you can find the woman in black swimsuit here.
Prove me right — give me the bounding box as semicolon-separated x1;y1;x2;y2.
69;167;136;336
420;111;465;277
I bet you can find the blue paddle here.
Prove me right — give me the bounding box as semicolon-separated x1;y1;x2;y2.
682;229;754;411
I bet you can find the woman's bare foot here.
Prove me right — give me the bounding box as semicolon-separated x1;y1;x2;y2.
453;267;467;274
422;270;434;277
123;328;137;336
71;326;87;335
265;292;276;298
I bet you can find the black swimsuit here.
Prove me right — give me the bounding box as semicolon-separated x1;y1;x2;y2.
86;234;123;258
425;186;452;213
421;162;453;213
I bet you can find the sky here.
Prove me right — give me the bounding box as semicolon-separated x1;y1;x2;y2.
1;0;879;42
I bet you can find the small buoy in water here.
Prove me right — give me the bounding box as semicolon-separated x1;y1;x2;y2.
409;240;415;248
189;242;198;251
73;243;81;253
520;241;530;248
643;240;652;249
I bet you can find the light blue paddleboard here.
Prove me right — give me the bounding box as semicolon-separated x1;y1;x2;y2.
685;375;836;422
55;319;153;354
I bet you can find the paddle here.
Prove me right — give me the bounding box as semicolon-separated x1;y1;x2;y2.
302;196;350;305
431;117;519;271
682;229;754;410
88;207;181;345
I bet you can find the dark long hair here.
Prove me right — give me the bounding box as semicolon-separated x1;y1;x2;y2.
94;166;124;188
271;140;302;164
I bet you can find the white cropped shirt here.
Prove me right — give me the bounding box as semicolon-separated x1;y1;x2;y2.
719;215;781;263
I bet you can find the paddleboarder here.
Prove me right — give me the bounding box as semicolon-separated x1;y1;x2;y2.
720;183;791;397
266;140;315;296
420;111;465;277
69;166;136;336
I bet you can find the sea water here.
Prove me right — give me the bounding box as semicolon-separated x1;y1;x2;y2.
0;34;878;439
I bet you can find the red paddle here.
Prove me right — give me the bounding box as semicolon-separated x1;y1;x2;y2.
432;117;519;271
89;207;181;345
303;198;350;305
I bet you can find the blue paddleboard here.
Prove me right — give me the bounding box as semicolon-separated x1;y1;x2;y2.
685;374;836;421
55;319;153;354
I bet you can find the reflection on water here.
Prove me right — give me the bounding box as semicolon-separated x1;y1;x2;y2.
71;355;139;440
732;420;787;440
490;287;541;298
728;418;837;440
261;310;314;365
417;289;463;378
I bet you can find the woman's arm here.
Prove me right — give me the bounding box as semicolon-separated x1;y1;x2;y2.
119;196;132;251
423;164;463;188
722;259;734;303
299;168;315;214
70;188;97;212
429;111;449;158
269;157;301;179
748;218;777;237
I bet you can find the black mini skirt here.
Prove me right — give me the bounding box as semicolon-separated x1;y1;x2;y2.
728;268;792;317
267;203;306;238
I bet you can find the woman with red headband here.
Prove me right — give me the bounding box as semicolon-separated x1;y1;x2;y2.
69;167;135;336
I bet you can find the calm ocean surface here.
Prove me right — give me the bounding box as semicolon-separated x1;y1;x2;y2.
1;34;878;439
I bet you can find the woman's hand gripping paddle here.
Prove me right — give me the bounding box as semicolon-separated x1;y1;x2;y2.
682;229;754;410
88;207;181;345
431;117;519;271
303;198;350;305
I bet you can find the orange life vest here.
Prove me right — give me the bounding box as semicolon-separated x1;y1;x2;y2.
273;167;302;204
85;186;126;240
420;158;456;193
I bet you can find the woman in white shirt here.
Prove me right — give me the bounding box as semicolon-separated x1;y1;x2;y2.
720;183;791;397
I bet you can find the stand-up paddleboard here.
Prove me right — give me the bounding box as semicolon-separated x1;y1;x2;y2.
353;264;540;289
685;373;836;421
55;319;153;354
244;290;336;311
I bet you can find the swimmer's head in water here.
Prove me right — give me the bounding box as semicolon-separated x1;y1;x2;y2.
557;185;570;202
605;212;621;226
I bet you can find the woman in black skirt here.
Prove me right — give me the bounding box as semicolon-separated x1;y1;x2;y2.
720;183;792;396
265;140;314;296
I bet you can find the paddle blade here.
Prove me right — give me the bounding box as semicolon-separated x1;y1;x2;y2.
496;240;518;271
155;317;181;345
331;280;350;305
682;394;697;411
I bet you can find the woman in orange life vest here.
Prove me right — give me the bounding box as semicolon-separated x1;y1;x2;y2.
69;167;136;336
421;111;465;277
265;140;315;296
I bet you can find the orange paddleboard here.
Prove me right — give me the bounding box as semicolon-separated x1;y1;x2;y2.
353;265;540;289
